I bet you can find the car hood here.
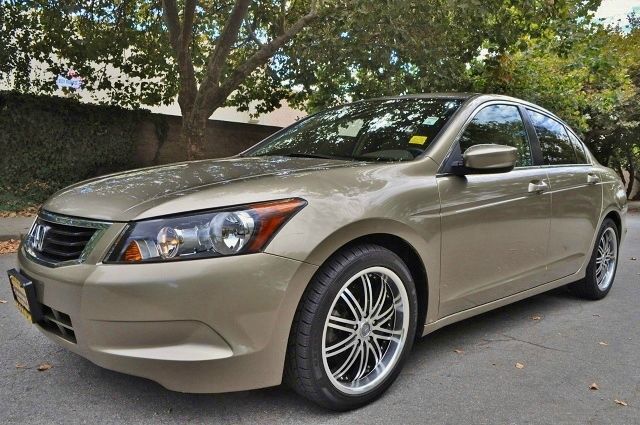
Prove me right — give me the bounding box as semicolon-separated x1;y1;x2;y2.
43;156;356;221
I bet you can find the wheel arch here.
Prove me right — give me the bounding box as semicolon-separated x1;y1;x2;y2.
603;209;622;237
300;218;438;330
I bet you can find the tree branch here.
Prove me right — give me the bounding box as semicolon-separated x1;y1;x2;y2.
210;3;321;113
162;0;181;51
162;0;197;114
181;0;196;49
199;0;251;97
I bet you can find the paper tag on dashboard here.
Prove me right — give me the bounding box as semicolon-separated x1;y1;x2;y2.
409;135;428;145
422;117;439;125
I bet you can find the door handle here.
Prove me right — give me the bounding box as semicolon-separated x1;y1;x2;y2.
528;180;548;193
587;173;600;185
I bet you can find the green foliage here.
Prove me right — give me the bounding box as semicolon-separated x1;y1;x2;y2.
273;0;599;113
0;91;146;210
470;13;640;196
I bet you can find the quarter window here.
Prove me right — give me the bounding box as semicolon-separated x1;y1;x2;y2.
459;104;532;167
527;109;577;165
566;130;589;164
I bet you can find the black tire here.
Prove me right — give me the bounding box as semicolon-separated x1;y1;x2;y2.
569;218;620;300
285;244;418;411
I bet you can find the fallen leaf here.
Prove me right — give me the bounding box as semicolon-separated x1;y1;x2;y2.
454;349;464;354
37;363;52;372
0;206;39;218
589;383;599;390
614;399;628;406
531;315;542;321
599;341;609;346
0;299;7;304
515;362;525;369
0;239;20;255
15;363;27;369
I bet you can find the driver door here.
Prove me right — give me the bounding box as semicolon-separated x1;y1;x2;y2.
436;103;551;318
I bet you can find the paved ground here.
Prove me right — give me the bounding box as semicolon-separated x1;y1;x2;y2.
0;215;638;425
0;216;33;241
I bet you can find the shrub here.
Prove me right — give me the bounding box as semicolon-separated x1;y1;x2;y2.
0;91;147;210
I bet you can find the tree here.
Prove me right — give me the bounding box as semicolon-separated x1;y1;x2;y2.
471;10;640;197
1;0;324;159
160;0;322;159
0;0;601;160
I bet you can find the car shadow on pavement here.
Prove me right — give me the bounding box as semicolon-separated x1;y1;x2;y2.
60;286;581;419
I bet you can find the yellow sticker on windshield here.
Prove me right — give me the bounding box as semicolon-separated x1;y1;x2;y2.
409;135;428;145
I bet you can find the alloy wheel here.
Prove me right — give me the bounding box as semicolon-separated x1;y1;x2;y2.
321;266;409;395
596;227;618;291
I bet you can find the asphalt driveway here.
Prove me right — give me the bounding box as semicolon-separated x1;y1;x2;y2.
1;214;639;424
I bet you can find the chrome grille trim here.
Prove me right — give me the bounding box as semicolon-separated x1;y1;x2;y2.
23;211;111;268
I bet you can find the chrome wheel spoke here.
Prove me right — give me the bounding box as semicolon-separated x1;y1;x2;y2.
362;273;373;315
325;334;358;358
374;303;395;324
354;341;370;381
341;289;364;321
332;341;362;378
371;325;403;343
327;320;357;334
366;340;381;366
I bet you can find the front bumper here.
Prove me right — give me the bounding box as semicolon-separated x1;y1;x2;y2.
17;247;317;393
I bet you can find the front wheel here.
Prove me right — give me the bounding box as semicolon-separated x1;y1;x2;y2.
570;218;619;300
285;244;418;410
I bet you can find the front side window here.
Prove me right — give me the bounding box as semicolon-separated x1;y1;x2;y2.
246;98;463;162
566;130;589;164
459;104;532;167
527;109;577;165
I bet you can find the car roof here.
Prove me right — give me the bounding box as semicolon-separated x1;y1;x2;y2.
369;92;570;131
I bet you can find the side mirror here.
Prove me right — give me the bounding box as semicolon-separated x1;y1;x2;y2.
461;144;517;174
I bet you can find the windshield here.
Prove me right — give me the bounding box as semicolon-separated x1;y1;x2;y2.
245;98;463;162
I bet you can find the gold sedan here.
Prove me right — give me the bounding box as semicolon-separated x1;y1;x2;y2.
8;94;627;410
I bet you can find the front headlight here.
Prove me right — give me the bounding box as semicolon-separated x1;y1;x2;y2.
106;198;306;263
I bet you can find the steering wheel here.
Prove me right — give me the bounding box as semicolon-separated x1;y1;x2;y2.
406;148;425;158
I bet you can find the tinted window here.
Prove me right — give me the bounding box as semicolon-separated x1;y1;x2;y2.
527;109;577;165
459;104;532;167
567;130;589;164
247;98;462;162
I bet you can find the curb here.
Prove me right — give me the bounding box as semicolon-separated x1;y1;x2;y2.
0;233;24;242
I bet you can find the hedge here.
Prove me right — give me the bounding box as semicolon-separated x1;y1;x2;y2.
0;91;148;210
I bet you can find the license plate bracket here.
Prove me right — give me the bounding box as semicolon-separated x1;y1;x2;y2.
7;268;42;323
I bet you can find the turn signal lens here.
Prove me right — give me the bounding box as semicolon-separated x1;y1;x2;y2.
246;198;307;252
122;241;143;262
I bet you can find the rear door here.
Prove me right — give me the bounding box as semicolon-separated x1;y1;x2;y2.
525;109;602;281
437;103;551;317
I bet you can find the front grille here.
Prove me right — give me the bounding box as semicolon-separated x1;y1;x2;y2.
36;219;98;262
25;212;110;266
40;304;76;343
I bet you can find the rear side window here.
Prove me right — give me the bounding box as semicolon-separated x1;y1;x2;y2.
527;109;577;165
566;130;589;164
459;104;532;167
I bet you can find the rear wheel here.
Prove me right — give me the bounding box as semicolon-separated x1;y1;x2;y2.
285;244;417;410
570;218;619;300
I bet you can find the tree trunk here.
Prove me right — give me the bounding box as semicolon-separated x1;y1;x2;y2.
627;164;636;200
181;112;207;160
